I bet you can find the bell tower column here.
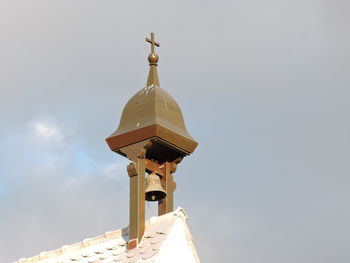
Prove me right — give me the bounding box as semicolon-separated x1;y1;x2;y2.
127;156;145;249
158;162;177;215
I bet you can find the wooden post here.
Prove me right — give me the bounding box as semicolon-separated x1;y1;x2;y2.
158;162;176;216
127;157;145;249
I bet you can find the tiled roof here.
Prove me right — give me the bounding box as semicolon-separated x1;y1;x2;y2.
15;208;200;263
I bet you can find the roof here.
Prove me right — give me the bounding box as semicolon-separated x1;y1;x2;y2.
116;85;190;138
15;208;200;263
106;85;198;161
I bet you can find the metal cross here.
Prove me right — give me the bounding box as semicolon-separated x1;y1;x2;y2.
146;32;160;54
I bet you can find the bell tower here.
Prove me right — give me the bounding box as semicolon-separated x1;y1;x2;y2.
106;33;198;250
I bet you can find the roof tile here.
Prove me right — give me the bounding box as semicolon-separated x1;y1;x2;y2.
127;254;141;263
117;240;127;246
140;249;157;260
111;248;126;257
142;230;156;239
149;235;166;245
126;249;139;258
87;255;100;263
150;243;162;251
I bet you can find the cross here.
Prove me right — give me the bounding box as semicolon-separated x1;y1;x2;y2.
146;32;160;54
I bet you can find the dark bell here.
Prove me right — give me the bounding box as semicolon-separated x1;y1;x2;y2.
145;172;166;201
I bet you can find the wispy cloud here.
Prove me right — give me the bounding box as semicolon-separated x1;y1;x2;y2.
25;118;127;182
31;121;65;145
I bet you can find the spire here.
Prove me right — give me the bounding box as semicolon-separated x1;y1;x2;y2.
146;32;160;87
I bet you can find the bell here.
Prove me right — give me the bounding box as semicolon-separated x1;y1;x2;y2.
145;172;166;201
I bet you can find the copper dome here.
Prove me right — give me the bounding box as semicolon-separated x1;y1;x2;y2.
106;85;197;162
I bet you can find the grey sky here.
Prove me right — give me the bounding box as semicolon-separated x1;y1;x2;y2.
1;1;349;262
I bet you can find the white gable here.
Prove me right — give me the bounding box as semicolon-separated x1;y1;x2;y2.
154;213;200;263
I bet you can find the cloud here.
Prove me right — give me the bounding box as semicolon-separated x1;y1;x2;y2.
31;121;65;145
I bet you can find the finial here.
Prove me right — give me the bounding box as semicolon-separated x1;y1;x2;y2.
145;32;160;86
146;32;160;65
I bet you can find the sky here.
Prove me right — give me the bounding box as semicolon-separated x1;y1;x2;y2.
0;0;349;262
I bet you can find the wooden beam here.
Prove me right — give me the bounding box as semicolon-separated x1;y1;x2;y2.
145;159;177;176
127;157;145;249
158;162;176;215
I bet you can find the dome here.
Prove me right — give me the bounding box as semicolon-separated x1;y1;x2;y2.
106;85;197;162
